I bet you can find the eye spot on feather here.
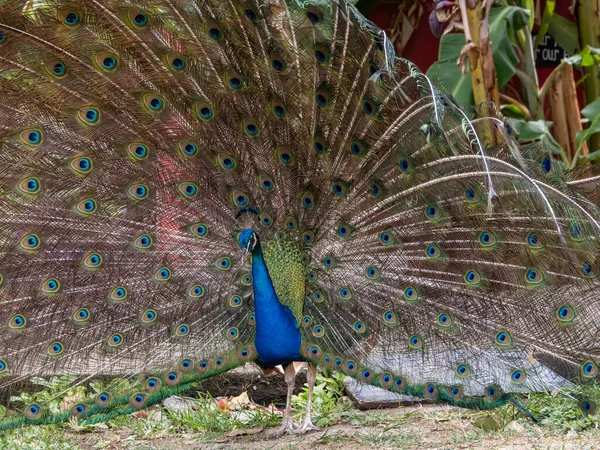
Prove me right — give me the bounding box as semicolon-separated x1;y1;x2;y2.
18;177;41;195
527;232;544;250
71;404;89;416
315;88;329;108
70;156;93;176
494;330;512;347
332;180;348;197
60;10;80;27
365;265;380;280
510;369;526;384
47;341;64;356
239;347;255;360
259;213;273;227
437;312;453;328
154;267;172;282
178;140;199;158
464;270;481;286
0;32;6;44
78;107;100;125
145;377;161;392
350;140;367;157
277;148;296;166
108;333;124;348
305;6;322;24
109;286;128;302
309;346;321;357
302;231;315;245
228;295;242;308
338;287;352;300
455;363;470;378
169;56;186;71
83;252;103;269
270;55;286;72
343;361;357;375
164;371;182;386
189;222;208;239
383;310;397;325
582;261;598;277
285;216;297;230
450;386;464;398
134;234;153;250
127;143;149;161
243;6;258;21
393;377;406;391
239;273;252;286
353;321;366;334
141;309;157;324
478;230;497;248
556;304;575;323
399;157;414;173
25;404;42;420
581;361;598;378
312;325;325;337
313;137;326;154
301;192;314;209
20;128;42;146
425;243;441;259
570;223;586;241
580;400;597;415
143;94;165;112
72;308;90;324
188;284;206;299
313;44;330;65
403;286;419;303
226;327;238;340
464;185;482;203
485;384;501;400
369;182;383;199
177;181;199;199
425;204;441;220
408;335;423;350
322;256;336;269
48;61;67;78
524;268;544;285
20;233;40;251
336;224;350;237
541;157;552;174
312;290;326;303
96;392;112;407
95;52;118;72
41;278;60;294
173;324;189;337
8;314;26;330
133;12;148;27
425;384;438;399
127;183;149;200
379;373;393;388
205;21;224;40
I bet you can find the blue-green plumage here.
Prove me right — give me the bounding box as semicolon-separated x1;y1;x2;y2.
239;229;303;367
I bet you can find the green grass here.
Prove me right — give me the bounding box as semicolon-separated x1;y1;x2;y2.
1;373;600;449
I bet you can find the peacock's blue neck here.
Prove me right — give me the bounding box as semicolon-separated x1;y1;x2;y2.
251;244;302;368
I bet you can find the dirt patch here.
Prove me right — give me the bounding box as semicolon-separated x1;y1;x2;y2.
65;404;598;450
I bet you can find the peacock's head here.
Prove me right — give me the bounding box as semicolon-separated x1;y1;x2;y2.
239;228;259;258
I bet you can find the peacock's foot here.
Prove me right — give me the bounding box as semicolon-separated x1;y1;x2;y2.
268;417;297;436
293;417;320;434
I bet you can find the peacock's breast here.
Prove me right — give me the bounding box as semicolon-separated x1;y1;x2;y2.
261;239;306;325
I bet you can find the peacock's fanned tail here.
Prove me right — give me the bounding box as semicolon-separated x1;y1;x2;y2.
0;0;598;428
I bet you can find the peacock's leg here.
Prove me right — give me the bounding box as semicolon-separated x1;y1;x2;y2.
294;362;320;433
271;362;297;435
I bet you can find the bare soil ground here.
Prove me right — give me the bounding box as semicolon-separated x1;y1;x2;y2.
64;404;599;450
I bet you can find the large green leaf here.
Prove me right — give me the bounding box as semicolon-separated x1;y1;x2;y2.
547;12;579;55
512;119;563;155
428;6;529;106
576;96;600;151
488;6;530;87
427;34;474;105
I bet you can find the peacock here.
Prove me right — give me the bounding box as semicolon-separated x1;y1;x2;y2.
1;0;600;435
